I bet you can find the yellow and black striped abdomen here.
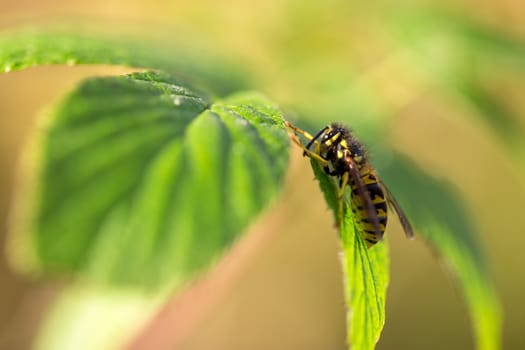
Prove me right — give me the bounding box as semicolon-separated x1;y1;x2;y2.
350;172;388;247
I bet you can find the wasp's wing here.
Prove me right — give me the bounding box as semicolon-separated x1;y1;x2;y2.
346;157;384;241
381;181;414;239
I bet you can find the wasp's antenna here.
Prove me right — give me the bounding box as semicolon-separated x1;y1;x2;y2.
305;126;329;151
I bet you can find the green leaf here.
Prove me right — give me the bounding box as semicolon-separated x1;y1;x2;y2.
380;154;501;350
0;30;249;95
10;70;289;291
306;145;500;350
310;160;389;350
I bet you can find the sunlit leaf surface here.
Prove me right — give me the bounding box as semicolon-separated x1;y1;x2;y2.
310;160;389;350
11;71;289;291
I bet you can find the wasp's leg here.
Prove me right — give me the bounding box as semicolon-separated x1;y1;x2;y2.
285;121;318;144
336;171;350;222
284;121;327;154
284;121;329;165
303;147;330;165
338;171;349;197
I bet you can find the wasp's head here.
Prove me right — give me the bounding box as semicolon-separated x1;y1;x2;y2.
314;123;348;147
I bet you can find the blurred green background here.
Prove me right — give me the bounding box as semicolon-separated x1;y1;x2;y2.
1;0;524;349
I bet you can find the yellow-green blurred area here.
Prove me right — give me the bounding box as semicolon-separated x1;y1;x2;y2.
1;0;524;349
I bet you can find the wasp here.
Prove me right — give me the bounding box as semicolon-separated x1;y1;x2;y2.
285;121;414;247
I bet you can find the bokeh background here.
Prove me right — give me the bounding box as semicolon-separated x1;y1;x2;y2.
1;0;524;349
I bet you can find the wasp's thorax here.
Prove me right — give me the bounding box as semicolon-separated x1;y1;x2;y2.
314;123;368;176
